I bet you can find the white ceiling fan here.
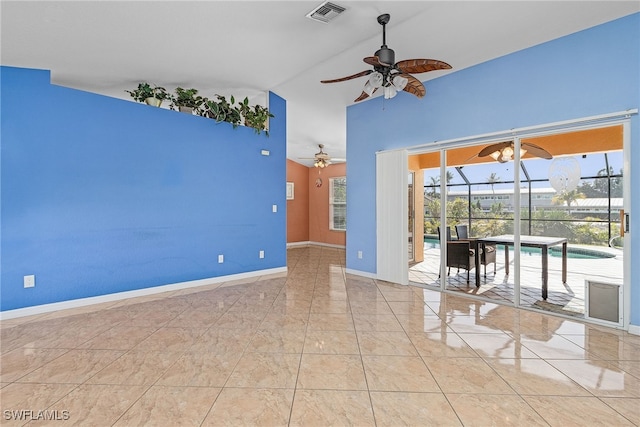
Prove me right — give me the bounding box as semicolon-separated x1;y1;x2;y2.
298;144;345;168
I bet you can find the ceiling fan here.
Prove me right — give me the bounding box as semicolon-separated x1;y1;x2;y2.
478;141;553;163
321;13;452;102
299;144;345;168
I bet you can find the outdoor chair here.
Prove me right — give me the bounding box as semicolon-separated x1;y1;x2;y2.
446;240;476;283
438;226;475;284
454;224;469;240
455;224;497;278
437;225;455;242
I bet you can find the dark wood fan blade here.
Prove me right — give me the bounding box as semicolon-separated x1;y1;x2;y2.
396;59;452;74
363;56;392;67
522;143;553;159
478;142;511;157
401;74;426;98
464;153;480;163
354;86;381;102
321;70;372;84
354;91;369;102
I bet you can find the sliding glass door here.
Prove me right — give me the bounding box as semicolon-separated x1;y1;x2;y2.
406;121;629;327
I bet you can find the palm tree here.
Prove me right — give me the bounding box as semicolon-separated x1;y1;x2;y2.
426;172;454;197
486;172;500;195
427;175;439;197
445;170;454;185
552;189;586;215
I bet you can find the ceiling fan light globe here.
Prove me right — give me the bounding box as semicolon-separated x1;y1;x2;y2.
392;75;408;91
368;72;383;88
383;85;397;99
502;146;514;159
363;81;376;96
489;151;501;161
364;72;383;96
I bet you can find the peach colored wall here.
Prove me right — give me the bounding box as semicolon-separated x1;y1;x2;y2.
308;163;346;247
286;159;309;243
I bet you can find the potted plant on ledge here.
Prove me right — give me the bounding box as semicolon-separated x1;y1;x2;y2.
125;83;170;107
170;87;204;114
199;95;242;127
239;97;275;136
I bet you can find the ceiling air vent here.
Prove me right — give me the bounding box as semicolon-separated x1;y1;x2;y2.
306;2;346;24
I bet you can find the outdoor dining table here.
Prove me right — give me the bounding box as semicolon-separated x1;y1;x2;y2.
471;234;568;300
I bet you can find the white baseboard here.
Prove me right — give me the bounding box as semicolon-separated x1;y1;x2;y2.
345;268;378;280
628;324;640;336
287;241;311;248
287;241;346;249
0;267;287;320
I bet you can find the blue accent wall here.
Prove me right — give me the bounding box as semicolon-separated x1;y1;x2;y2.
346;14;639;324
1;66;287;311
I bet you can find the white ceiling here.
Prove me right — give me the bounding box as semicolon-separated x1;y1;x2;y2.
2;1;638;166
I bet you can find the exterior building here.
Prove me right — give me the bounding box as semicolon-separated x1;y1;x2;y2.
441;188;622;218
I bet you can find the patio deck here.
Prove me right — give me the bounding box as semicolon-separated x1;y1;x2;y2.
409;243;623;318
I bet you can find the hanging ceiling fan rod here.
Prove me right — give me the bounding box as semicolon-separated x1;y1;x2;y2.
377;13;390;47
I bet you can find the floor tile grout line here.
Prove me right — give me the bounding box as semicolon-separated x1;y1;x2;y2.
596;395;640;426
348;285;378;426
117;275;276;425
375;280;469;426
286;253;319;427
101;288;243;426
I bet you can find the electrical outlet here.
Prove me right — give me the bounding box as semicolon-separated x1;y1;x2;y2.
259;250;265;259
218;255;224;263
357;251;363;259
24;275;35;288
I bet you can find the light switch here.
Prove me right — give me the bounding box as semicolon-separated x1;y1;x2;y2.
272;205;277;213
24;275;35;288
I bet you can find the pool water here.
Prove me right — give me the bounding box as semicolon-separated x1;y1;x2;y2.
423;238;615;260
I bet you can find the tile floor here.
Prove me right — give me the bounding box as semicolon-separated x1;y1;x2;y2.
1;246;639;426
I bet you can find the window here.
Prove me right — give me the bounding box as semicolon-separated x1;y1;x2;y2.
329;177;346;231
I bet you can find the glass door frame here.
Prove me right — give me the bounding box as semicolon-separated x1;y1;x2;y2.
408;171;415;263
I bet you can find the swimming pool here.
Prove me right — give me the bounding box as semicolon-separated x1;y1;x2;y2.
423;237;615;260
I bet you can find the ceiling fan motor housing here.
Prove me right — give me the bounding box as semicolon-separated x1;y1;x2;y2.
374;47;395;68
375;13;394;67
